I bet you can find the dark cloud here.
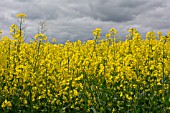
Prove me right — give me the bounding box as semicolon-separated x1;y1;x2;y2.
87;0;166;22
119;0;147;8
0;0;170;43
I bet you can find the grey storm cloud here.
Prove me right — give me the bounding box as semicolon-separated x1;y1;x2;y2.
87;0;165;22
0;0;170;43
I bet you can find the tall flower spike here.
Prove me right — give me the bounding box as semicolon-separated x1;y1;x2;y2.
110;28;117;34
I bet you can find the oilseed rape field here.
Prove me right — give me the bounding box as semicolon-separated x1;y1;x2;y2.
0;13;170;113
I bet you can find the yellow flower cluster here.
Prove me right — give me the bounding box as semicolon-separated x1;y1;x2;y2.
0;14;170;112
92;28;102;40
105;28;118;42
10;24;24;41
1;30;170;112
1;100;12;108
34;33;48;41
52;38;57;43
16;13;27;18
110;28;117;34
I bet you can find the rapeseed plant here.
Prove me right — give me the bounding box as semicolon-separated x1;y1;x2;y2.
0;13;170;113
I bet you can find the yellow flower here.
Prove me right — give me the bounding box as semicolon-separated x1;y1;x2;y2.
16;13;27;18
34;34;39;39
92;31;98;36
1;100;12;108
128;28;136;33
34;33;48;40
120;92;123;97
92;28;102;39
1;101;6;108
33;105;39;109
71;104;74;108
110;28;117;34
106;33;111;38
158;31;162;36
10;24;19;33
88;99;92;107
23;100;27;105
52;38;56;42
73;89;79;97
95;28;102;32
0;30;2;34
125;94;132;100
159;90;163;93
112;108;116;113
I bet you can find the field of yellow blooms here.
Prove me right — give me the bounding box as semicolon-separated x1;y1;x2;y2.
0;13;170;113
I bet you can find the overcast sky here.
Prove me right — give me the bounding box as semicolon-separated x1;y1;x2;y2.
0;0;170;43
